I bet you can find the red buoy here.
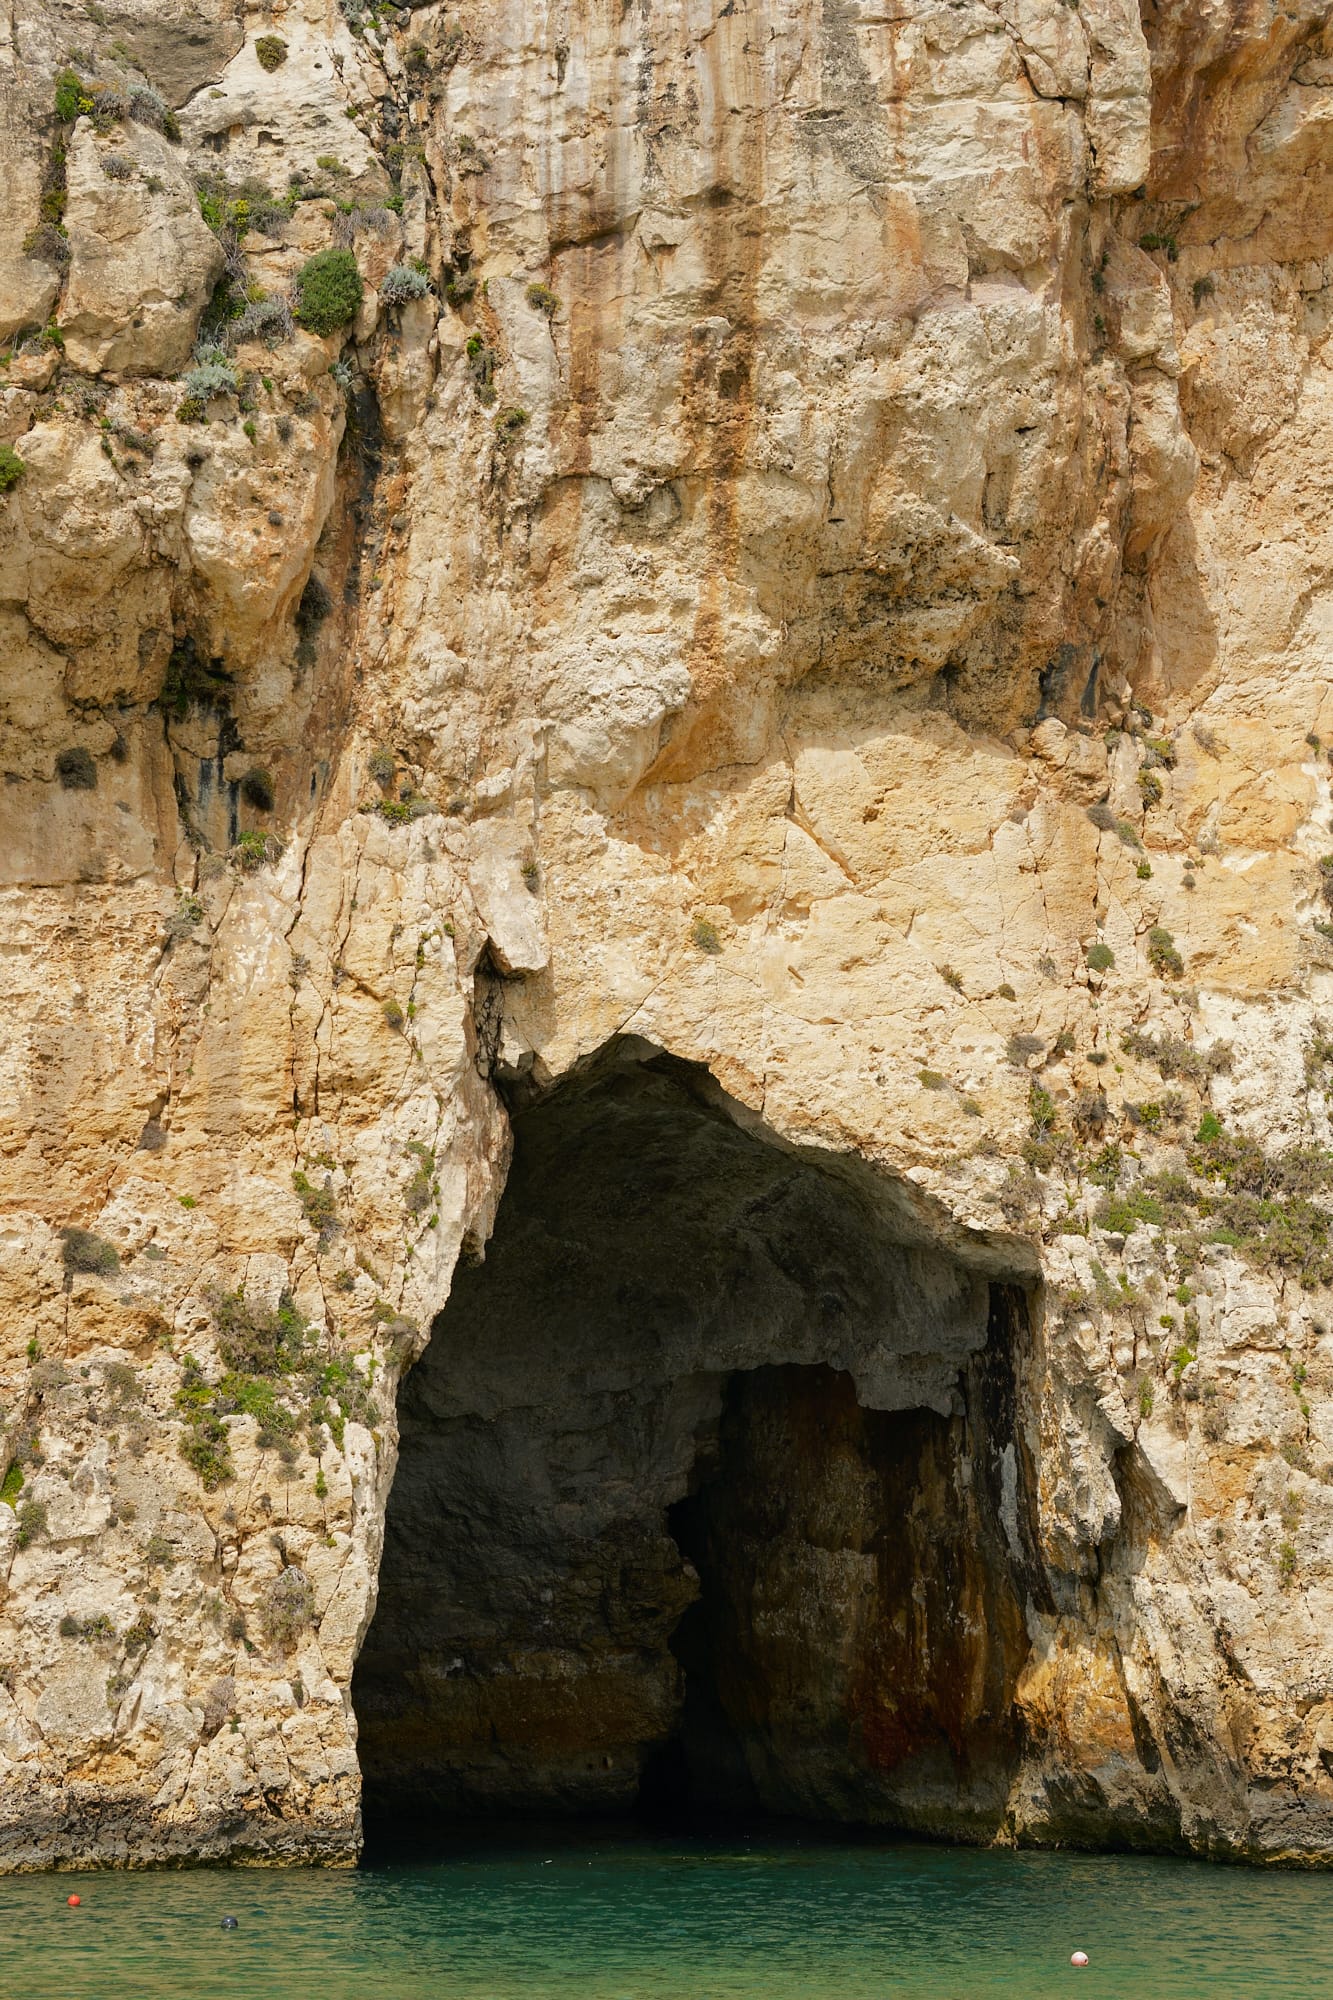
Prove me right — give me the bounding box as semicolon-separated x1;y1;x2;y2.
67;1894;81;1907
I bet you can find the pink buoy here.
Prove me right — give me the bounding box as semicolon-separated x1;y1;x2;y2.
1071;1951;1089;1967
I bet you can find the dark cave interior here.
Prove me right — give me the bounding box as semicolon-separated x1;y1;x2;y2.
353;1042;1043;1847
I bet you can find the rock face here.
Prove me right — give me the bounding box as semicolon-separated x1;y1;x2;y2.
1;0;1333;1871
58;121;226;379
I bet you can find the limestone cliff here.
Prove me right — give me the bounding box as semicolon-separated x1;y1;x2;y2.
2;0;1333;1869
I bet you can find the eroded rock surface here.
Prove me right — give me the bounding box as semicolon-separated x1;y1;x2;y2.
0;0;1332;1868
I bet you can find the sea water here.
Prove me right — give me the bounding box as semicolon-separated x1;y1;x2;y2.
5;1828;1332;2000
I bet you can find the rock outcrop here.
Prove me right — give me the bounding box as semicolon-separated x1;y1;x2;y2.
1;0;1333;1870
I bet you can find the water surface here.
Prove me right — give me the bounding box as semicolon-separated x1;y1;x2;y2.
5;1828;1330;2000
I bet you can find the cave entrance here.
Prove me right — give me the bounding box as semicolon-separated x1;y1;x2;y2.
353;1041;1042;1844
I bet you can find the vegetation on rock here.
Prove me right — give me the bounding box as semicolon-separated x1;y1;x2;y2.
293;249;363;335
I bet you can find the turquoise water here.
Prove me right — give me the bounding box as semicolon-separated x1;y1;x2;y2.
6;1829;1332;2000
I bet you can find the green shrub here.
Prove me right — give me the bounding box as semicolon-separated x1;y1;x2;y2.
1086;941;1114;972
102;1361;142;1405
255;34;288;70
382;998;405;1032
1147;926;1183;977
1121;1028;1230;1083
55;69;88;122
525;283;559;317
60;1226;119;1275
60;1612;116;1642
15;1500;47;1550
465;333;496;403
293;1170;338;1245
22;222;70;268
160;638;232;717
123;1611;153;1652
0;1464;23;1508
179;1412;232;1489
231;828;283;872
938;963;964;992
55;746;97;791
306;1351;379;1450
376;792;432;825
0;443;25;492
211;1289;308;1376
1138;230;1178;261
293;249;362;335
1100;1187;1164;1234
213;1372;299;1452
691;916;722;954
1138;769;1163;808
368;747;395;790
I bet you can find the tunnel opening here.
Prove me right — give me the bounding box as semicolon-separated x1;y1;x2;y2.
353;1041;1044;1850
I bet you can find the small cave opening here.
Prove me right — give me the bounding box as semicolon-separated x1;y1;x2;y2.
353;1041;1044;1848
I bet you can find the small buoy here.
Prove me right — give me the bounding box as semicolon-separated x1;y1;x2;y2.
66;1894;81;1908
221;1915;239;1931
1071;1951;1089;1968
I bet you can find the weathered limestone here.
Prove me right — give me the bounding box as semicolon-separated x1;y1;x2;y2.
58;120;225;378
0;0;1331;1869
